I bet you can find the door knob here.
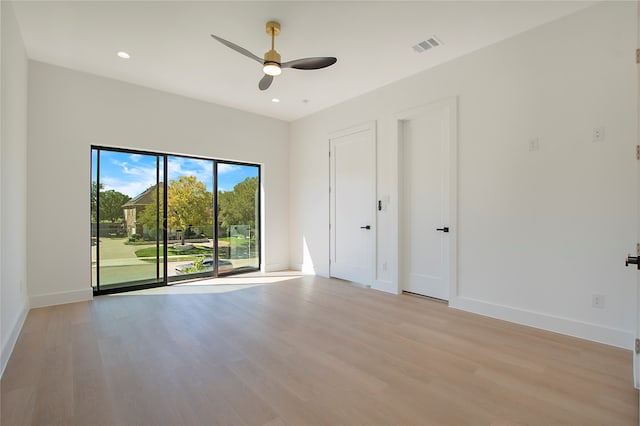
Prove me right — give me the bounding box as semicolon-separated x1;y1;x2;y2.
436;227;449;233
360;225;371;230
625;255;639;270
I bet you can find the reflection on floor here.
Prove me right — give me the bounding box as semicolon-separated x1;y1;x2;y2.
109;270;304;296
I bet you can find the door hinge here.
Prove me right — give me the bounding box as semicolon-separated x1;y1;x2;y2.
636;48;640;64
635;338;640;354
636;145;640;160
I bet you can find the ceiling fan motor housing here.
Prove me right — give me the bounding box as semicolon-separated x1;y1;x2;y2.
264;49;281;65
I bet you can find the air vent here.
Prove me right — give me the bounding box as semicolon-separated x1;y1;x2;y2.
412;36;443;53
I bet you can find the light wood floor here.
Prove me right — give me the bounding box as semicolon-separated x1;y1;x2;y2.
2;274;638;425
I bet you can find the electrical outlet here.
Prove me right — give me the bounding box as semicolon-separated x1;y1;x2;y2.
528;138;539;152
382;261;387;272
592;294;605;309
593;127;605;142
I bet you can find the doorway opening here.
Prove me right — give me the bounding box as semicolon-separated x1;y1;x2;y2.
91;146;260;294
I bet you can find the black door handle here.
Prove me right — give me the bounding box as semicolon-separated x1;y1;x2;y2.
436;227;449;233
360;225;371;230
625;256;639;269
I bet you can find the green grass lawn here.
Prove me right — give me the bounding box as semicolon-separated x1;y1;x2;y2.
133;238;257;262
218;236;255;249
135;245;212;259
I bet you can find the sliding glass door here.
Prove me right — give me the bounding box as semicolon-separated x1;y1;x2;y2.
217;162;260;274
166;156;215;281
91;147;260;294
91;149;165;292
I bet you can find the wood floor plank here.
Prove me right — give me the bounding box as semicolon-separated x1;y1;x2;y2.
1;274;637;425
1;386;37;426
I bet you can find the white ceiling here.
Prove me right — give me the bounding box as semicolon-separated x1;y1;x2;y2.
12;1;595;122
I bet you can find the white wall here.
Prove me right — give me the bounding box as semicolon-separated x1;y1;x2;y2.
289;2;638;348
27;62;289;307
1;1;30;375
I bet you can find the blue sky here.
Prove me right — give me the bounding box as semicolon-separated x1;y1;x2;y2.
92;150;258;197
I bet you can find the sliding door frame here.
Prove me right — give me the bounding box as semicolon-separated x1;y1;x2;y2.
215;159;262;277
91;146;261;295
92;146;167;295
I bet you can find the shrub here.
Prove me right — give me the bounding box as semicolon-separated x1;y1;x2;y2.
128;233;142;243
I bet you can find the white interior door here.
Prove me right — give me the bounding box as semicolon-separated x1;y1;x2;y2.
329;123;376;286
398;99;456;301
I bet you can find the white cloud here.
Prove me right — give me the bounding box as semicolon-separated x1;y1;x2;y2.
218;163;240;174
167;157;213;190
101;176;156;199
104;159;158;197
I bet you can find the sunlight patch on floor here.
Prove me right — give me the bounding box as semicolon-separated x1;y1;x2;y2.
107;272;303;296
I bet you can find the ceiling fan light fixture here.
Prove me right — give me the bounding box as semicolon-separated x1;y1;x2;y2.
210;20;336;92
263;62;282;76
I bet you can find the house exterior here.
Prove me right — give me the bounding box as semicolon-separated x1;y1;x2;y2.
122;184;161;237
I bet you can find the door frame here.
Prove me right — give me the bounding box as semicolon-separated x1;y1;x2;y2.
634;0;640;389
328;121;377;287
394;97;458;301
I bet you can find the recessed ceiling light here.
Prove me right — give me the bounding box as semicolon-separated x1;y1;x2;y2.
271;98;280;103
117;51;131;59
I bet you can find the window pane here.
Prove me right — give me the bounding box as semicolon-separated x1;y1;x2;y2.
167;156;215;280
95;149;164;290
217;163;260;274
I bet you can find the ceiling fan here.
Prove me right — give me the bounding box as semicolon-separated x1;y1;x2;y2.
211;21;337;91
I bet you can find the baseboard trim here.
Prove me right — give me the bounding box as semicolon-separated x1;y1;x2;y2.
373;279;397;294
450;296;634;350
30;287;93;309
1;303;28;377
293;262;325;275
264;263;290;273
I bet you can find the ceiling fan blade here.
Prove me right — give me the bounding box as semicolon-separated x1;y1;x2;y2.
281;57;337;70
210;34;263;64
259;74;273;91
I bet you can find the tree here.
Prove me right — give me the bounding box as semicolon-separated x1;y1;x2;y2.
168;176;213;241
138;177;212;243
99;190;131;223
90;181;103;223
218;177;258;230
